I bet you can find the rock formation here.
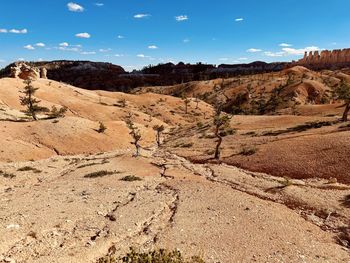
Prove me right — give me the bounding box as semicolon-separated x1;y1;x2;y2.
40;67;47;79
293;48;350;70
6;62;41;80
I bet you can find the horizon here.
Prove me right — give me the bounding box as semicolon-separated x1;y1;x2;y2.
1;0;350;70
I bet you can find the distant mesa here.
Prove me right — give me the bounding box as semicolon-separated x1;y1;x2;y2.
292;48;350;70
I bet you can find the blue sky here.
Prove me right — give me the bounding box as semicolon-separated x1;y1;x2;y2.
1;0;350;71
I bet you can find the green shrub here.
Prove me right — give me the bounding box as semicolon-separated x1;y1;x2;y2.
0;170;15;179
239;146;258;156
97;122;107;133
17;166;41;173
98;247;205;263
84;170;115;178
120;175;142;182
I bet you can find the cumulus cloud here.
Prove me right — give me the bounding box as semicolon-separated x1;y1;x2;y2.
24;45;35;50
9;29;27;34
0;29;7;33
279;43;292;47
67;2;84;12
148;45;158;49
235;18;244;22
57;43;82;52
282;46;320;55
35;43;45;47
247;48;262;53
134;14;151;19
75;32;91;38
95;3;104;7
137;54;147;58
117;35;124;39
183;38;190;43
175;15;188;21
263;46;321;58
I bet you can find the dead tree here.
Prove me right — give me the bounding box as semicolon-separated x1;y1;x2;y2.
213;101;232;159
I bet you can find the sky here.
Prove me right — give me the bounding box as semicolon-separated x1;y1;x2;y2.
1;0;350;71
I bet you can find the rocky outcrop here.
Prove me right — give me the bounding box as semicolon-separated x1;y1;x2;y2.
7;62;41;80
40;68;47;79
292;48;350;70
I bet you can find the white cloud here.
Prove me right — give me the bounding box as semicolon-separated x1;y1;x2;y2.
134;14;151;19
117;35;124;39
137;54;153;60
279;43;292;47
24;45;35;50
99;48;111;52
35;43;46;47
148;45;158;49
0;29;7;33
247;48;262;53
175;15;188;21
95;3;104;7
59;42;69;47
114;54;124;57
183;38;190;43
59;47;80;52
81;51;96;55
75;32;91;38
9;29;27;34
17;58;25;61
264;51;284;57
282;46;320;56
67;2;84;12
235;18;244;22
263;46;321;58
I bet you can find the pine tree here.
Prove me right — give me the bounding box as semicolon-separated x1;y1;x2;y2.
333;81;350;122
153;125;165;146
20;79;48;120
125;116;142;157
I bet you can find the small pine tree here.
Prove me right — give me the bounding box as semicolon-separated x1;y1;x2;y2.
153;124;165;146
97;122;107;133
20;79;48;120
49;105;68;118
125;117;142;157
182;97;191;114
333;81;350;122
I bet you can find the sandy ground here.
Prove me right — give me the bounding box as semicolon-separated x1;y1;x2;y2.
0;77;349;262
0;149;349;262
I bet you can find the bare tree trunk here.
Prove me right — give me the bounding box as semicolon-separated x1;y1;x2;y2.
156;131;160;146
214;126;222;159
135;144;140;157
342;103;350;122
